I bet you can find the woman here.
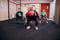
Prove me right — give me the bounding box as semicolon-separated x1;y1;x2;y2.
16;8;24;23
26;7;39;30
40;9;48;23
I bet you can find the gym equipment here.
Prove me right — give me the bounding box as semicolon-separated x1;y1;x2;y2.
18;13;22;17
41;12;46;17
27;11;34;16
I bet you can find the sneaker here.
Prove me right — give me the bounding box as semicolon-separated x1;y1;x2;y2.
26;26;30;29
25;20;27;22
46;21;48;23
35;27;38;30
39;21;41;23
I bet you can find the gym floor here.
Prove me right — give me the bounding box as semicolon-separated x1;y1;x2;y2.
0;18;60;40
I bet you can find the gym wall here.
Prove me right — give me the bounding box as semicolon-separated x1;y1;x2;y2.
0;0;8;21
16;4;20;11
0;0;17;21
58;9;60;25
54;0;60;25
9;1;16;19
49;2;55;21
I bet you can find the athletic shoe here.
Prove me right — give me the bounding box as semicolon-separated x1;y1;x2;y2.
39;21;41;23
26;26;30;29
35;27;38;30
46;21;48;23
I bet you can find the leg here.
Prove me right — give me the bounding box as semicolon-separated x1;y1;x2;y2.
26;18;31;29
16;17;18;21
16;17;19;23
39;16;43;23
35;18;38;26
35;18;38;30
45;17;48;23
22;16;25;21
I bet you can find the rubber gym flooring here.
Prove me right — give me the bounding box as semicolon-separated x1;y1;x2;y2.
0;18;60;40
